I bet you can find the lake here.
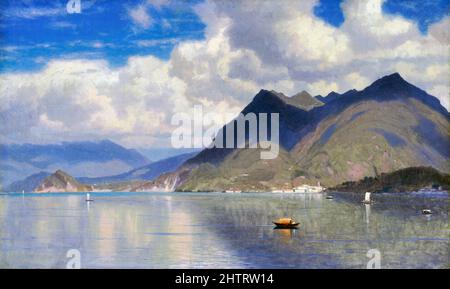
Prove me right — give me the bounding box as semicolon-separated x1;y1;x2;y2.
0;191;448;268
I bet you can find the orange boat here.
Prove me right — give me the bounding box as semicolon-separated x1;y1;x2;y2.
273;218;300;228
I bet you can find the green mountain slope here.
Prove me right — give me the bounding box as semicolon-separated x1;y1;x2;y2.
291;97;450;186
178;147;295;191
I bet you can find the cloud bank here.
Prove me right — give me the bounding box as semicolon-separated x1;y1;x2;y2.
1;0;448;148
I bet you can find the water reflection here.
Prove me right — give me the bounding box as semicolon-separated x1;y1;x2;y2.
365;204;371;225
273;228;297;244
0;192;448;268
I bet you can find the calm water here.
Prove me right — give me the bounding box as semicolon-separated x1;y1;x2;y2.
0;191;448;268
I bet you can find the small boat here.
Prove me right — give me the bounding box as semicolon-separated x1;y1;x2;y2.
85;193;94;202
273;218;299;229
422;209;432;215
362;192;372;204
326;195;334;199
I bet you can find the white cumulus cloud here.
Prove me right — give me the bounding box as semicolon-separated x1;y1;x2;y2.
1;0;448;148
128;4;153;29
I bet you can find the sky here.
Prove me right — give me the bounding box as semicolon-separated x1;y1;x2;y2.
0;0;449;148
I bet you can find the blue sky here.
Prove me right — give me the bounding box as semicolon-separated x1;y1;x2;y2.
0;0;449;147
0;0;206;71
314;0;449;31
1;0;448;73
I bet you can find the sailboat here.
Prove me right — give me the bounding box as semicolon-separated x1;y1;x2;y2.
362;192;372;204
85;193;94;202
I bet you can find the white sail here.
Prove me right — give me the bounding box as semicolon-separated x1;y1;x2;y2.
86;193;90;200
364;192;371;202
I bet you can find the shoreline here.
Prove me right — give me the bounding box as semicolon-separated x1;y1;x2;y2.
2;189;449;196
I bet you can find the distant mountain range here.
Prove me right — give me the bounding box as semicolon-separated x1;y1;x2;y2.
4;151;197;192
0;140;150;187
136;148;200;162
6;171;51;193
79;152;197;185
152;73;449;192
25;169;186;193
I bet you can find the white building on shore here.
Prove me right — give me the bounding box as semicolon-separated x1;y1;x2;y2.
293;183;325;193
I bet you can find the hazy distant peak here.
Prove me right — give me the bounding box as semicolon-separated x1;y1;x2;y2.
287;90;322;109
256;89;323;110
291;90;312;98
269;89;287;98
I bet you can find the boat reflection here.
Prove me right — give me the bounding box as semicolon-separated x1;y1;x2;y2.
273;228;297;243
365;203;371;225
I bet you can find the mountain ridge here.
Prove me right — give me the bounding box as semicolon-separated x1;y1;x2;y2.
79;151;198;184
2;151;197;192
6;171;51;193
159;73;450;191
3;73;448;193
0;139;150;187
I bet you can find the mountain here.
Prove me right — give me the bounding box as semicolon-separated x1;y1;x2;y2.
266;90;323;110
79;152;198;184
154;73;450;192
280;90;323;110
290;72;449;186
6;171;51;192
0;139;150;187
34;170;92;193
184;89;312;167
331;167;450;193
314;89;357;104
